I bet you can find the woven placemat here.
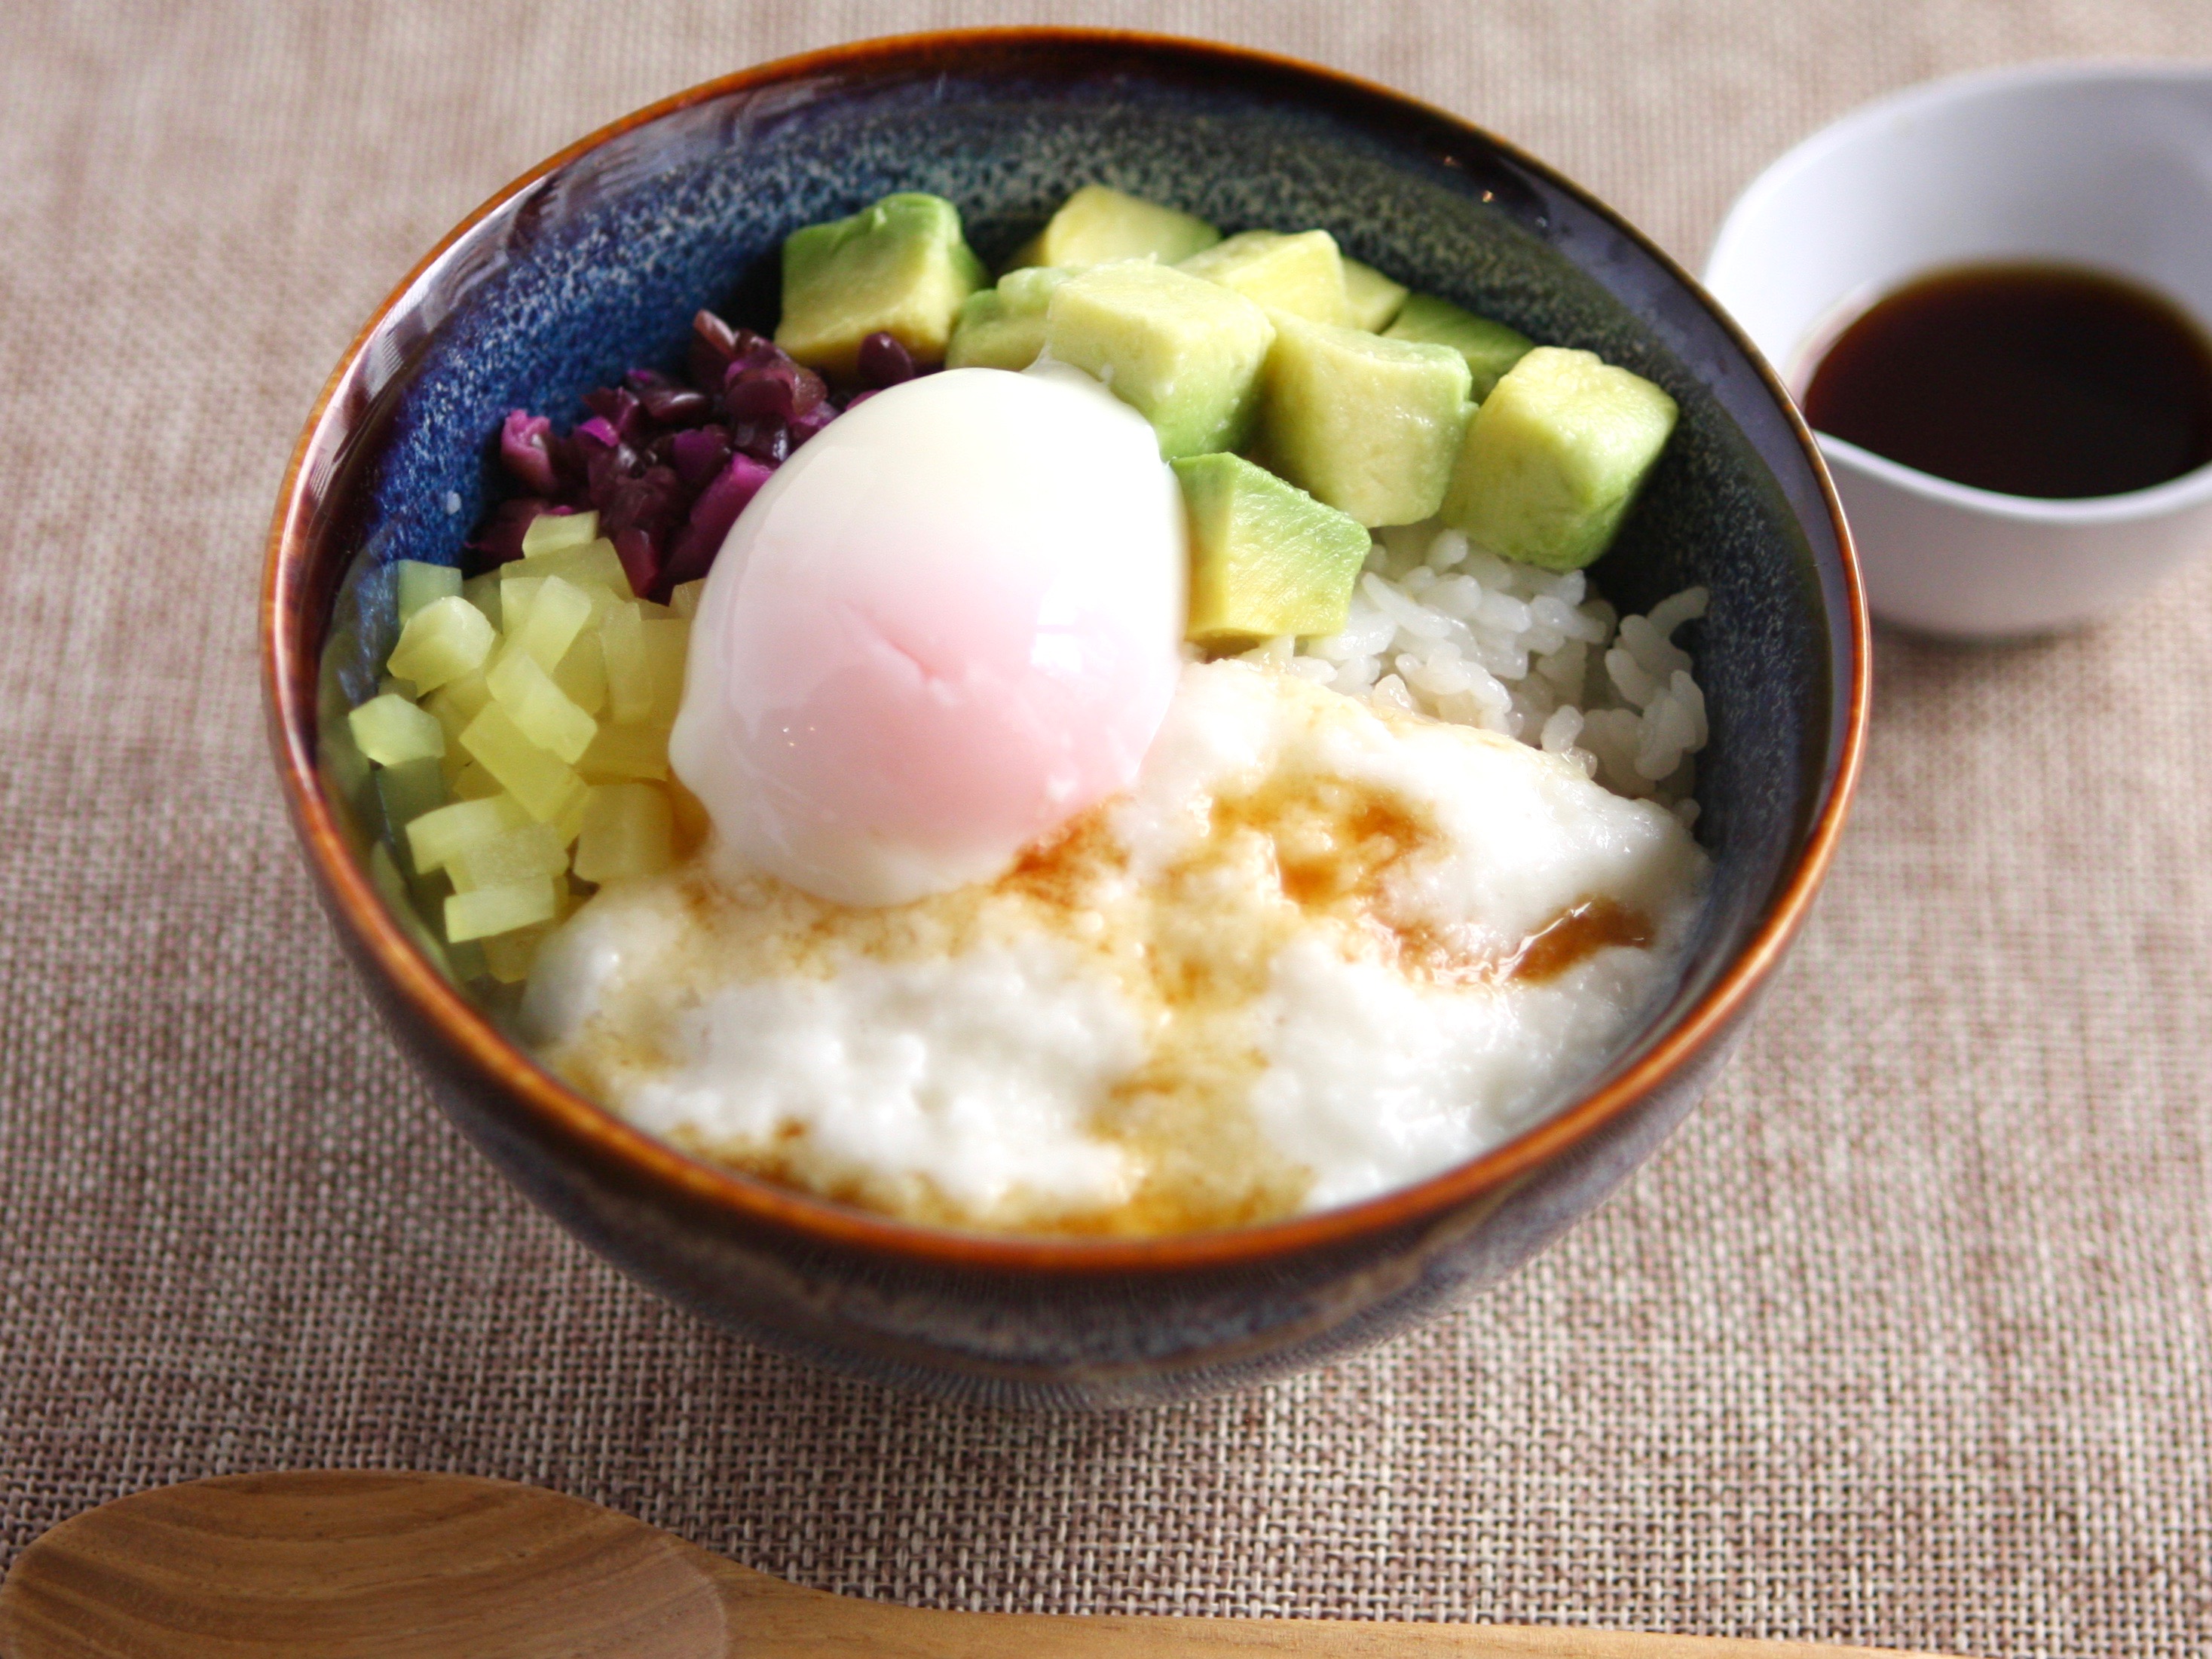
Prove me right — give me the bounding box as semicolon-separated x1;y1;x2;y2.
3;5;2209;1655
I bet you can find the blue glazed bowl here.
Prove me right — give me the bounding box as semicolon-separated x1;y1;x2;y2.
265;29;1867;1406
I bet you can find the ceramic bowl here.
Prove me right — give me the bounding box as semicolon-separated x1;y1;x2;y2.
1705;63;2212;639
265;29;1866;1406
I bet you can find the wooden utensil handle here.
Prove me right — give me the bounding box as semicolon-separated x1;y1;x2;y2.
709;1563;1965;1658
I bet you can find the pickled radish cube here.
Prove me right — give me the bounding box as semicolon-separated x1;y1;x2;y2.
387;595;494;691
320;713;371;810
445;876;559;943
482;923;551;984
574;782;675;883
447;821;569;892
552;781;591;849
520;509;599;558
669;580;707;620
579;721;669;782
373;756;447;865
458;702;586;822
377;673;417;701
450;761;501;801
519;537;631;598
348;693;445;766
462;571;502;632
485;649;597;764
406;792;529;873
598;602;653;726
427;669;491;754
370;843;456;974
500;574;541;639
553;631;607;717
497;574;594;674
640;618;690;725
394;560;462;625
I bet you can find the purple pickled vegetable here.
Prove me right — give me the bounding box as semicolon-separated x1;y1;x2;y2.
636;378;711;426
856;331;916;389
470;302;883;594
788;403;837;447
612;527;662;603
574;415;623;451
660;452;774;595
669;425;734;490
581;384;645;442
724;366;799;421
499;412;561;496
724;354;828;423
730;418;792;466
689;310;742;386
599;464;688;552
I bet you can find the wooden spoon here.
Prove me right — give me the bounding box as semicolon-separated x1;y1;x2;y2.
0;1471;1963;1658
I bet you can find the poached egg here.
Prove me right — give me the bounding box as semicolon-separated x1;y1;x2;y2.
668;363;1187;906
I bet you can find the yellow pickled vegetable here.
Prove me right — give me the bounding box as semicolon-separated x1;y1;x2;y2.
447;822;570;892
393;560;462;626
497;574;595;674
598;602;653;726
640;618;690;724
405;794;530;874
348;693;445;767
458;703;585;822
450;761;502;802
387;595;495;692
553;631;607;717
519;509;599;558
486;649;596;764
574;783;675;883
445;877;560;943
578;721;668;783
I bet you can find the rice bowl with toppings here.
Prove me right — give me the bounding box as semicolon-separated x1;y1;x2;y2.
337;177;1720;1238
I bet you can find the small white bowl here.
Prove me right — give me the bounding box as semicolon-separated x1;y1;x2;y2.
1705;62;2212;639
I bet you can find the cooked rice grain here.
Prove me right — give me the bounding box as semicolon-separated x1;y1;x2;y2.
1242;521;1708;823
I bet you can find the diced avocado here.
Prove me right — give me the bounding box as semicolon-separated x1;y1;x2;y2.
1258;311;1474;527
1179;230;1352;326
1008;184;1221;270
1173;454;1372;641
1441;346;1678;571
1342;259;1410;332
1384;293;1535;400
1045;262;1276;459
946;266;1077;371
776;192;987;379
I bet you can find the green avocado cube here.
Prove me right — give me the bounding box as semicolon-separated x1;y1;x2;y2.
1342;259;1410;332
1178;230;1352;326
1009;184;1221;270
1441;346;1678;571
1173;453;1372;641
1259;311;1474;527
1384;293;1535;400
776;192;987;379
1045;263;1276;458
946;267;1077;371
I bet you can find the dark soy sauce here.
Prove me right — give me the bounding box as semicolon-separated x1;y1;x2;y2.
1801;262;2212;498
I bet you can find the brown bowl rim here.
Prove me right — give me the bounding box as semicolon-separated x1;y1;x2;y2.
264;25;1869;1276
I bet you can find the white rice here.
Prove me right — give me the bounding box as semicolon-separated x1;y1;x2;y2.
1247;521;1709;829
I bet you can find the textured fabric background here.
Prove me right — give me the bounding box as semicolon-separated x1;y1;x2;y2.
4;3;2210;1655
